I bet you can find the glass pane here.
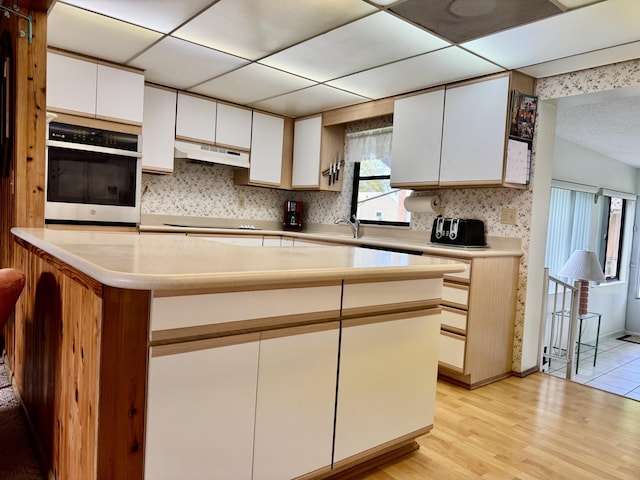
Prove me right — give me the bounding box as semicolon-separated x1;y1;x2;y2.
356;178;411;223
605;197;623;279
360;155;390;176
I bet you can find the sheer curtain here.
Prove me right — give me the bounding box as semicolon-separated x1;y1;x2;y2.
545;187;594;279
345;127;393;163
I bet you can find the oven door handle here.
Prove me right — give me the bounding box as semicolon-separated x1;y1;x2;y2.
46;140;142;158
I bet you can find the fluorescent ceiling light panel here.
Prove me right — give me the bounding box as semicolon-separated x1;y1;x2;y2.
251;84;368;118
173;0;377;61
190;63;316;104
59;0;216;34
48;3;162;64
327;47;503;99
129;37;249;90
462;0;640;69
519;41;640;78
261;12;450;82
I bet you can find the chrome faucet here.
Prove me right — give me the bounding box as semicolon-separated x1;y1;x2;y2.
334;215;361;239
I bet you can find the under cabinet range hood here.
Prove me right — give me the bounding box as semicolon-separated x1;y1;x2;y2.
174;140;249;168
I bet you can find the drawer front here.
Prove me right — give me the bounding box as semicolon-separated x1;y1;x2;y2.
439;331;466;371
151;285;341;332
442;282;469;307
343;278;442;312
441;306;467;332
444;260;471;282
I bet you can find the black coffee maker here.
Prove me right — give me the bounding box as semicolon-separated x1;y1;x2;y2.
283;200;303;231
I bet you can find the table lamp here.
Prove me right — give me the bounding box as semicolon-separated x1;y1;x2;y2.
558;250;605;315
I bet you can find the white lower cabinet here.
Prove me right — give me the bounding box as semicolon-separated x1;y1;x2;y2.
333;310;440;465
253;324;340;480
145;334;260;480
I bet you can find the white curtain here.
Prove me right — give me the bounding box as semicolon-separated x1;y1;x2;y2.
345;127;393;163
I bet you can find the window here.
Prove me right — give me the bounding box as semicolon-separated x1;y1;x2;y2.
546;186;628;283
599;196;625;280
347;127;411;226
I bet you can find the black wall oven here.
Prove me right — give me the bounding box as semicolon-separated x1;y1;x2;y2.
45;121;142;226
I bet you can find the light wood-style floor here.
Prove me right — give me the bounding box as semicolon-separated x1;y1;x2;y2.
352;373;640;479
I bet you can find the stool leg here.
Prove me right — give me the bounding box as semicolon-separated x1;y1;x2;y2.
593;314;601;367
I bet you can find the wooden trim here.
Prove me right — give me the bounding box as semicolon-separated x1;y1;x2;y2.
342;272;446;284
144;82;176;94
330;427;431;472
95;113;142;128
153;279;341;296
48;112;142;135
342;300;441;320
151;332;260;357
394;85;445;102
441;325;466;336
390;180;439;189
443;281;468;291
96;287;151;479
439;329;465;340
296;465;333;480
322;97;394;126
438;179;503;187
142;166;173;175
445;71;510;90
342;307;440;329
260;321;340;341
212;141;250;153
14;237;103;296
96;59;144;75
151;310;341;344
175;134;216;147
513;365;539;378
324;440;419;479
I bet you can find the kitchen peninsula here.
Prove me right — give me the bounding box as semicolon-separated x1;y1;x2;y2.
9;227;464;480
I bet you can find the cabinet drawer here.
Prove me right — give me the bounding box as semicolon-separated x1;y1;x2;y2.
442;282;469;307
343;278;442;316
439;331;465;371
441;306;467;332
444;260;470;282
151;285;341;334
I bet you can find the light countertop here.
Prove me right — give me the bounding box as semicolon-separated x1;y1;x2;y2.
12;228;465;291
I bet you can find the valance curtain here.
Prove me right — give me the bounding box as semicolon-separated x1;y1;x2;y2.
345;127;392;163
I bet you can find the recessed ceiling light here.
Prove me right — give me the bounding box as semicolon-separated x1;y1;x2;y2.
448;0;498;17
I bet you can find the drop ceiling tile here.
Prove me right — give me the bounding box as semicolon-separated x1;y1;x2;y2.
251;85;368;118
172;0;377;61
59;0;217;34
48;3;162;64
390;0;561;44
260;12;450;82
519;41;640;78
189;63;316;105
326;47;504;99
129;36;249;90
462;0;640;69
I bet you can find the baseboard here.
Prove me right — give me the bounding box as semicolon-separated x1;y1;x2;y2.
512;365;539;378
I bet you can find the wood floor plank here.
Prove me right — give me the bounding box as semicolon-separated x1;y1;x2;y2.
351;374;640;479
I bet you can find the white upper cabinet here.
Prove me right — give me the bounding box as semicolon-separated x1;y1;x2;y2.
249;112;285;185
292;115;322;189
47;51;97;116
390;88;444;188
215;103;252;150
175;92;217;144
142;84;177;174
439;75;510;185
95;63;145;124
47;51;144;125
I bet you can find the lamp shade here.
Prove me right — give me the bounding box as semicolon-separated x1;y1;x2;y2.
558;250;606;283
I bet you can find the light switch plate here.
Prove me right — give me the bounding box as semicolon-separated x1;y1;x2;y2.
501;208;517;225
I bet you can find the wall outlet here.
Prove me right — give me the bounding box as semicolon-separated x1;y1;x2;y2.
238;196;245;209
501;208;517;225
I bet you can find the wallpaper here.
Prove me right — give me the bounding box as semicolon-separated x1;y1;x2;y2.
142;58;640;372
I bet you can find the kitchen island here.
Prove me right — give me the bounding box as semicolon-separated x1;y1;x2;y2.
9;227;464;480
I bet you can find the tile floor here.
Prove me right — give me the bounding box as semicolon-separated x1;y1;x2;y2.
547;334;640;401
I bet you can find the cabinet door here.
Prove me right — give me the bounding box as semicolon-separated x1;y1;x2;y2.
215;103;252;150
439;75;510;184
333;310;440;464
145;335;260;480
142;85;177;173
47;52;97;116
253;324;339;480
250;112;285;186
292;116;322;188
95;63;144;124
390;89;444;188
175;92;217;143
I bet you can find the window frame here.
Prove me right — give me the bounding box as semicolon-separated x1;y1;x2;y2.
597;195;625;281
350;161;410;227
